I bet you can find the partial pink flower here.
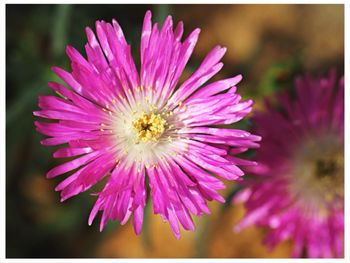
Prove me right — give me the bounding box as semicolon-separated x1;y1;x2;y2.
34;10;260;238
235;70;344;257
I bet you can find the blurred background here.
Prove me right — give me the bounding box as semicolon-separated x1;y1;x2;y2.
6;4;344;258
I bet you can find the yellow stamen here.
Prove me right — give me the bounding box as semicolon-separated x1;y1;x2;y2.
132;111;166;143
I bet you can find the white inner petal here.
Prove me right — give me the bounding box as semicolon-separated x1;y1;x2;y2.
110;89;187;168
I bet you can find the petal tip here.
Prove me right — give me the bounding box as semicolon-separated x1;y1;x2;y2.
236;74;243;81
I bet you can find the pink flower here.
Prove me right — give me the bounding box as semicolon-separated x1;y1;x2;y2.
235;70;344;257
34;10;260;238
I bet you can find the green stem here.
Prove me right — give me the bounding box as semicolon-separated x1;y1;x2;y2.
52;4;72;58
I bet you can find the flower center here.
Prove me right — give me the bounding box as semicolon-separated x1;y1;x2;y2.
315;158;341;179
132;112;166;143
289;135;344;214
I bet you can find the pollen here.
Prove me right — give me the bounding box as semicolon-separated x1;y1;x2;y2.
132;111;166;143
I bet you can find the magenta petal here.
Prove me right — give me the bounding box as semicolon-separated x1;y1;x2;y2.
174;21;184;41
46;150;102;178
53;147;93;158
168;208;181;239
168;28;200;93
51;66;83;94
140;10;152;63
188;75;242;101
133;205;144;235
